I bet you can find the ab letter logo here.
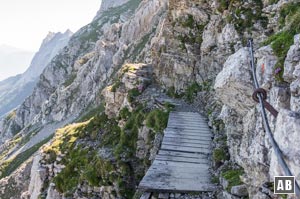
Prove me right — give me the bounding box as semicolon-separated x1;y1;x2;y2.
274;176;295;194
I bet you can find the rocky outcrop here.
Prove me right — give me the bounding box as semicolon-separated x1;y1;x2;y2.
0;158;33;199
284;34;300;112
102;63;152;117
214;48;255;115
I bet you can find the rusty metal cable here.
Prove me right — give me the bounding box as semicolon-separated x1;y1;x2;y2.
248;39;300;196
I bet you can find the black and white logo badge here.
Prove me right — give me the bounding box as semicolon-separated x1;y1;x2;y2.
274;176;295;194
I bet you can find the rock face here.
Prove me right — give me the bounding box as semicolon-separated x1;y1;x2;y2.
270;110;300;187
214;48;255;115
0;30;72;119
0;158;33;199
215;33;300;198
102;63;152;118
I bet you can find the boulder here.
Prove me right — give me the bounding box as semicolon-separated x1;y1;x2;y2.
269;109;300;188
214;48;255;115
231;184;248;197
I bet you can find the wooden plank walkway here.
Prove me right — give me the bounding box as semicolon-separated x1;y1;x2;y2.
139;112;217;193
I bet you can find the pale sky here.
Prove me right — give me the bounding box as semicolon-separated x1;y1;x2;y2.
0;0;101;81
0;0;102;52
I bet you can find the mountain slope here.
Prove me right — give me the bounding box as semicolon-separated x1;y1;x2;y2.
0;30;72;119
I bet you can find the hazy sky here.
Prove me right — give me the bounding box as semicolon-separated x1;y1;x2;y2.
0;0;101;81
0;0;101;52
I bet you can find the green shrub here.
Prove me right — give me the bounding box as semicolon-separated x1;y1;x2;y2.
278;2;300;28
127;88;141;103
262;31;294;82
185;82;201;103
166;86;183;98
114;106;145;159
213;148;229;163
119;107;131;120
111;80;121;92
63;74;77;87
145;109;169;132
222;169;244;191
182;14;195;28
0;135;53;178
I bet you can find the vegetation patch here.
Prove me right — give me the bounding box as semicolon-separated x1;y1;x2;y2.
221;168;244;192
63;73;77;87
145;109;169;132
184;82;201;103
261;1;300;82
166;86;184;98
218;0;268;33
213;148;229;163
114;105;145;159
0;135;53;179
111;80;121;92
5;110;16;121
127;88;141;103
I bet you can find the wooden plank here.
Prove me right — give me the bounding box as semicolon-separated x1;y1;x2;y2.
169;117;206;121
161;142;211;149
155;155;209;164
152;160;210;168
165;129;212;135
164;133;211;139
165;128;212;134
164;134;212;141
167;125;211;130
164;131;212;138
164;133;213;140
166;127;210;132
171;112;201;116
162;137;211;145
142;172;211;183
168;120;207;125
138;111;214;193
158;150;209;159
149;164;210;174
161;144;211;154
140;192;151;199
139;181;217;192
167;128;211;133
162;140;210;146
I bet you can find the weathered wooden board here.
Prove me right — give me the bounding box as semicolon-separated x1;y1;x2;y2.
164;131;212;138
164;134;212;141
162;137;211;145
158;150;208;159
140;192;151;199
139;182;217;192
165;129;212;136
155;155;209;164
161;144;211;154
138;111;216;193
162;141;210;148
